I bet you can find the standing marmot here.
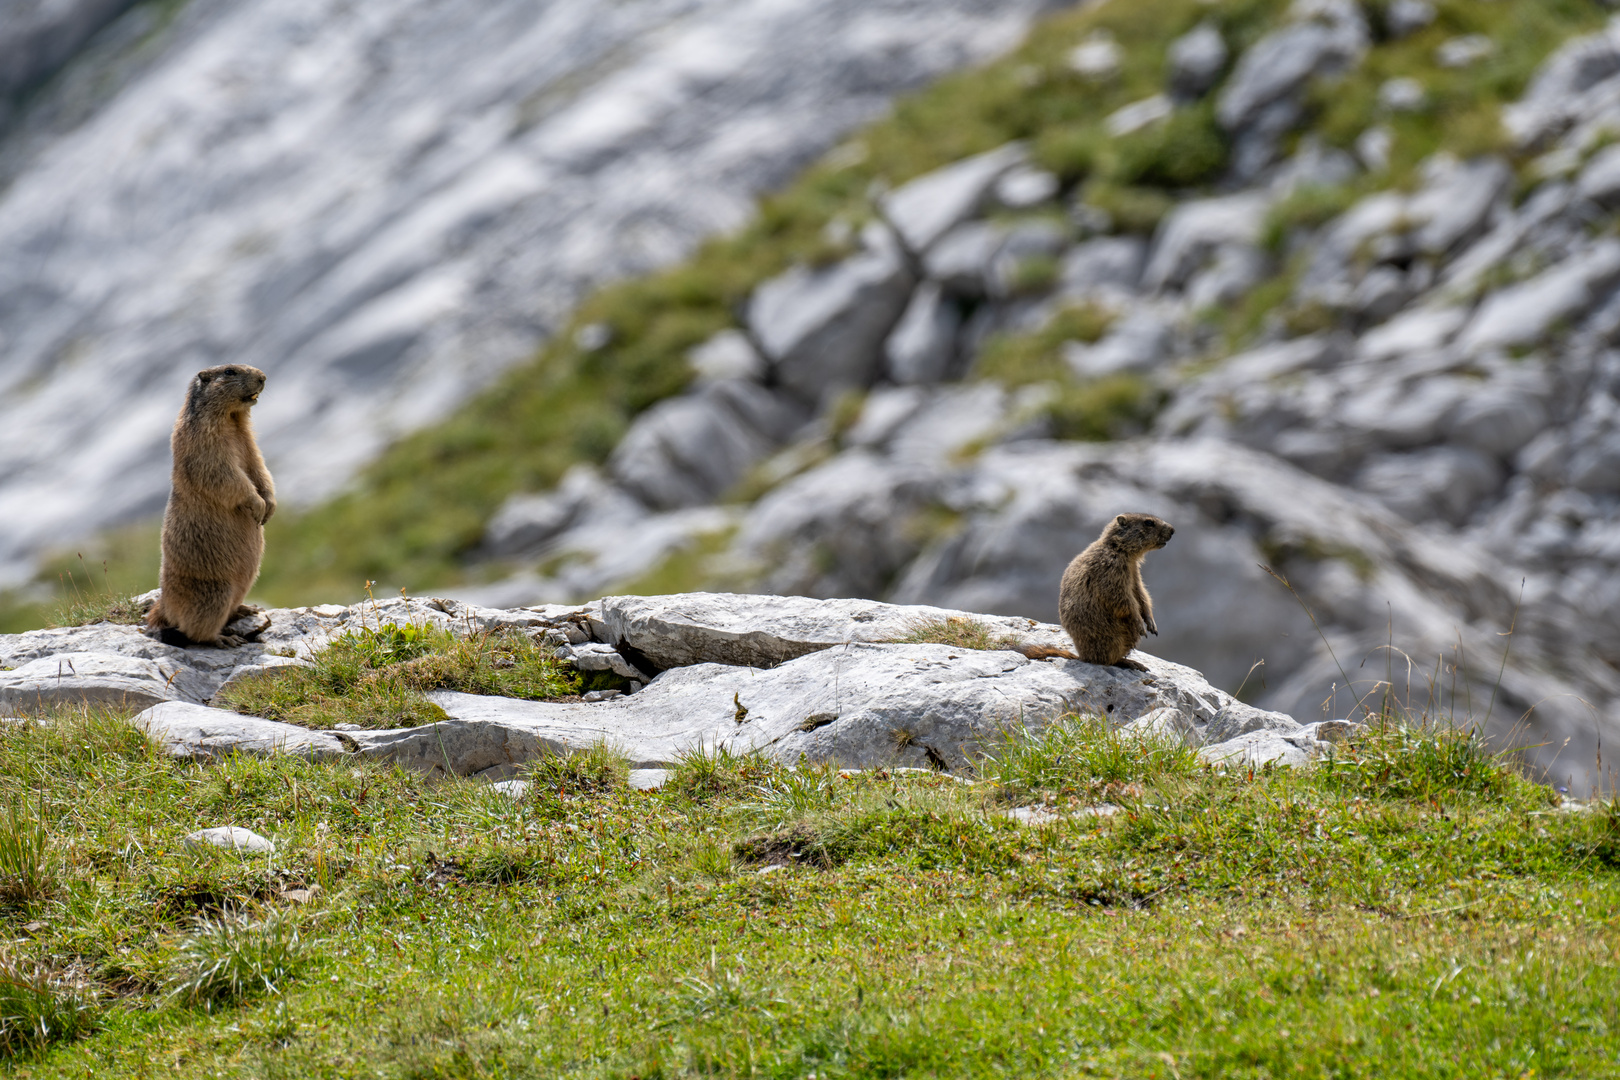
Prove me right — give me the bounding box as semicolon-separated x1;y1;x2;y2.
1056;513;1174;672
146;365;275;648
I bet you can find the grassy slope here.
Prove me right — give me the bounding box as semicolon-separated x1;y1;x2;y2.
0;702;1616;1077
0;0;1606;632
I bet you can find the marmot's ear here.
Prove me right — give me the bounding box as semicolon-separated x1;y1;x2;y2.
1116;514;1128;526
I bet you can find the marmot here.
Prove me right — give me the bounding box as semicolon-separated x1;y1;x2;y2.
146;365;275;648
1054;513;1174;672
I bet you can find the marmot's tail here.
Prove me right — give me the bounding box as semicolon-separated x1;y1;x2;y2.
1013;644;1077;661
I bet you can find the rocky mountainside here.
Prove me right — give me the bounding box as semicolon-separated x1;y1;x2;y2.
448;0;1620;785
0;0;1056;581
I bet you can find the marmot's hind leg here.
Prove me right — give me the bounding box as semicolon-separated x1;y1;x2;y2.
1113;657;1149;672
167;576;238;647
231;604;264;620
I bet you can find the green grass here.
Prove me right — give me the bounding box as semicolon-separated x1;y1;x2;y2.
891;615;1029;653
0;701;1614;1075
214;623;583;730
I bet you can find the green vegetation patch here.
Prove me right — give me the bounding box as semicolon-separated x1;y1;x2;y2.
892;615;1029;653
0;703;1614;1075
215;622;581;730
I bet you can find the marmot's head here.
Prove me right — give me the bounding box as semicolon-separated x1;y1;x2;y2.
1104;512;1174;553
186;365;266;418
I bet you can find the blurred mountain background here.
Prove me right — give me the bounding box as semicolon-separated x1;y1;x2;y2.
2;0;1618;785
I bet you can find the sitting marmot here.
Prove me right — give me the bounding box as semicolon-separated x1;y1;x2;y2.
1055;513;1175;671
146;365;275;648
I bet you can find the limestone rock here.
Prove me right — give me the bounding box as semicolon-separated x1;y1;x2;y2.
138;701;350;760
1216;0;1367;134
878;143;1028;256
0;650;207;711
185;827;276;855
885;282;960;385
747;237;913;406
213;655;314;700
1168;22;1228;100
608;380;807;510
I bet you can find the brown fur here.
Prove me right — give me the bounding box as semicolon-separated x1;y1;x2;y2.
146;365;275;647
1057;513;1174;672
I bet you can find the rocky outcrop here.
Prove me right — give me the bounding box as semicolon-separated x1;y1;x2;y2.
0;592;1315;776
458;12;1620;790
0;0;1058;582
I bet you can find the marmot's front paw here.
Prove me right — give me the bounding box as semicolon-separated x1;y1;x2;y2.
260;498;276;524
1144;616;1158;636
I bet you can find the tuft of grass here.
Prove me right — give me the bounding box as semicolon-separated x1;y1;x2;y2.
980;713;1204;802
524;743;630;796
974;302;1115;386
216;623;579;729
668;745;777;802
892;615;1027;653
1315;716;1522;803
165;913;312;1010
1260;181;1364;253
0;798;54;904
0;956;97;1060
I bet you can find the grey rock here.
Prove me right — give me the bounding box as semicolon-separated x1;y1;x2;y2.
1356;447;1504;527
1378;77;1427;113
1199;729;1313;768
1058;237;1147;299
557;642;646;680
878;142;1027;256
1503;22;1620;147
1063;307;1175;377
581;689;624;703
924;221;1008;297
0;0;138;99
1384;0;1435;38
747;239;913;406
1437;35;1495;69
0;650;194;712
1350;266;1411;323
1104;94;1173;138
628;768;670;790
688;330;767;384
988;218;1070;299
185;827;275;855
1570;429;1620;494
1355;306;1469;363
1168;22;1227;100
1447;379;1552;459
1203;699;1302;744
1356;124;1393;172
885;282;960;384
489;779;530;800
1067;32;1122;82
609;380;807;509
730;451;944;598
597;591;1069;671
993;166;1060;210
1216;0;1367;133
1186;245;1270;311
138;701;350;760
1143;193;1269;293
1458;240;1620;354
1578;144;1620;206
213;655;314;700
483;465;617;558
1339;376;1475;450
